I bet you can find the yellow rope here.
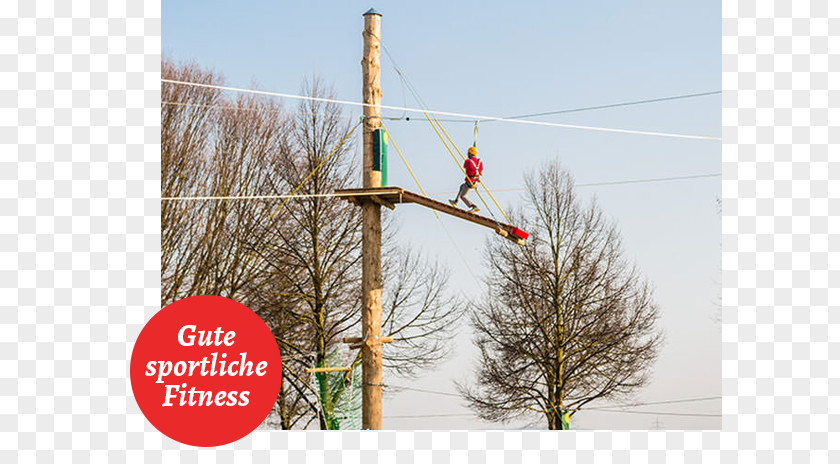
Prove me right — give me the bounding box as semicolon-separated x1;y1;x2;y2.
421;111;467;175
381;123;440;219
381;122;482;285
430;116;511;223
269;122;360;219
420;111;507;223
433;115;465;161
421;112;496;218
231;122;362;287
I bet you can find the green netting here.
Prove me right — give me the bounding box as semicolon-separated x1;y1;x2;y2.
311;349;362;430
333;361;362;430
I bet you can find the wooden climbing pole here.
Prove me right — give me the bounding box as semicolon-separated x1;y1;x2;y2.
345;8;529;431
360;7;384;430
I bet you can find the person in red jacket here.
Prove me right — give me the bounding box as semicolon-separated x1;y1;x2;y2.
449;146;483;213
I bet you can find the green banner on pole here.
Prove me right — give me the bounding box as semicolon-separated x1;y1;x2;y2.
373;128;387;186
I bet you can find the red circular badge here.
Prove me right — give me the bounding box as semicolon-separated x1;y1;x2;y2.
130;295;282;447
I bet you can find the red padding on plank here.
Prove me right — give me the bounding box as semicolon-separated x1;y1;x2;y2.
511;227;529;240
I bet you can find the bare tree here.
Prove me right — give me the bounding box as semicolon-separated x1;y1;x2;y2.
246;77;363;429
160;59;221;304
187;92;286;299
382;247;461;377
249;272;319;429
160;61;463;429
460;161;662;430
161;60;287;304
246;79;462;429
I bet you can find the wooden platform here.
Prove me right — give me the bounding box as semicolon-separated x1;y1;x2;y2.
334;187;528;245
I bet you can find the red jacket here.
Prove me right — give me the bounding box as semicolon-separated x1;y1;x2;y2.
464;156;483;184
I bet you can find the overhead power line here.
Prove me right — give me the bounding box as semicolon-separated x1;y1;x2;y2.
161;79;721;141
586;409;721;418
385;386;720;419
387;387;720;410
598;396;721;409
384;409;720;419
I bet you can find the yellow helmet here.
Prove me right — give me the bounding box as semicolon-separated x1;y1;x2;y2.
467;146;478;155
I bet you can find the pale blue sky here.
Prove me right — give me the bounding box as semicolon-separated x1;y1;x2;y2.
164;1;721;430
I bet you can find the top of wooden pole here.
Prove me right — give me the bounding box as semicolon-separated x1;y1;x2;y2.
363;8;381;16
361;8;382;189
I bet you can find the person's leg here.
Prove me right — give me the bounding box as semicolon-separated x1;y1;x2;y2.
458;182;477;209
449;185;461;206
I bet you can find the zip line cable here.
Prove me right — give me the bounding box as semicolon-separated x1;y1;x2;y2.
160;79;722;141
160;173;721;202
161;100;359;120
493;90;723;121
166;90;721;124
410;90;723;123
428;173;723;195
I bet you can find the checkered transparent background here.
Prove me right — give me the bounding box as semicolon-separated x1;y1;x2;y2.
1;0;835;461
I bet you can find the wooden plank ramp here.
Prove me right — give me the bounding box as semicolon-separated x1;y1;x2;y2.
334;187;528;245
